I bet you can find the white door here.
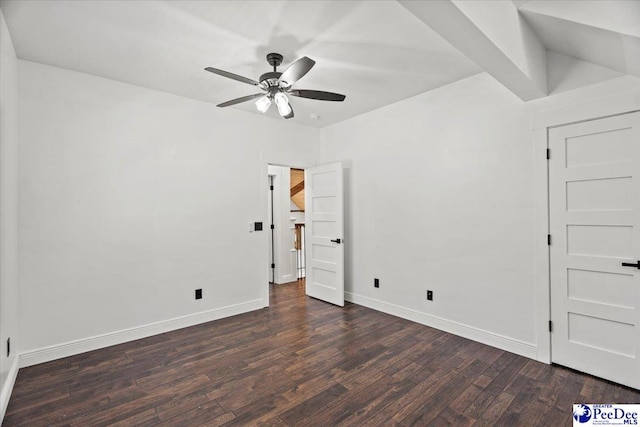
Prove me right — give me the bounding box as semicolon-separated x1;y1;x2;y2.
549;111;640;389
304;162;344;306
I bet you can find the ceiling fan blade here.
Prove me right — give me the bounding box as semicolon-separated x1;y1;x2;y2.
205;67;259;86
283;104;294;119
278;57;315;87
217;93;265;108
289;89;346;102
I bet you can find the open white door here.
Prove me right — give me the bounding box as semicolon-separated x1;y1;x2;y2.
304;162;344;306
549;111;640;389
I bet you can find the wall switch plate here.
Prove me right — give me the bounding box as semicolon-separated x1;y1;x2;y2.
374;278;379;288
427;290;433;301
195;289;202;300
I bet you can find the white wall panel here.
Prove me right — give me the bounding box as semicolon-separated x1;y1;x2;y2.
17;61;319;356
320;72;640;353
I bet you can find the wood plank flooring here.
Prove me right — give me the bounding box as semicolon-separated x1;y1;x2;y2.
4;281;640;426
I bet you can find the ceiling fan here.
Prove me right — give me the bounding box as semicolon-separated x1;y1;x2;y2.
205;53;346;119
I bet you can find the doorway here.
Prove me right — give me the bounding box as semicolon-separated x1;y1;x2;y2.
267;165;306;287
265;162;345;308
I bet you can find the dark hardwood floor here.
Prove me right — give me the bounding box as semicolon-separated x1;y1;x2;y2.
4;281;640;426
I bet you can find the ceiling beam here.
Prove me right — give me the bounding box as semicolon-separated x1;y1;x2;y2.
398;0;547;101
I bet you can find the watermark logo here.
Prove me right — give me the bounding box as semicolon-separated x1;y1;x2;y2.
573;404;639;426
574;404;592;423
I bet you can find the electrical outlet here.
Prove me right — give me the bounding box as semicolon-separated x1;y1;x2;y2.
374;278;379;288
427;290;433;301
195;289;202;300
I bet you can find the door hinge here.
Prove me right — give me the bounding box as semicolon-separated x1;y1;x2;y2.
546;149;550;160
270;224;275;230
270;185;274;191
271;263;275;269
549;320;553;332
547;234;552;246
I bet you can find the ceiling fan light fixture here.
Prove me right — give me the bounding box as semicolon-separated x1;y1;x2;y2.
255;96;271;113
274;92;292;117
206;53;345;120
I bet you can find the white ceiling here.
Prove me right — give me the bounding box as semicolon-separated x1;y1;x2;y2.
519;2;640;78
1;0;639;128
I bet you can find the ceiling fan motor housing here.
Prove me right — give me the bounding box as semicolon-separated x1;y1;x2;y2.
259;71;282;89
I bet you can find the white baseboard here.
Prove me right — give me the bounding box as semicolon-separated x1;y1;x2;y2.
1;356;19;421
19;299;264;368
276;274;295;285
345;292;537;360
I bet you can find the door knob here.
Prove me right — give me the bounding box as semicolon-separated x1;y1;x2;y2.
330;238;342;244
621;261;640;269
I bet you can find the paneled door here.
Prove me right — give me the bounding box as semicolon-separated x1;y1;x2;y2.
549;111;640;389
304;163;344;306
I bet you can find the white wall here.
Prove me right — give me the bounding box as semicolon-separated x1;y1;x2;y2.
18;61;319;363
320;72;640;357
0;8;20;419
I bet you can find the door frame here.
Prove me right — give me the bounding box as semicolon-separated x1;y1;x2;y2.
260;161;311;308
533;91;640;364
